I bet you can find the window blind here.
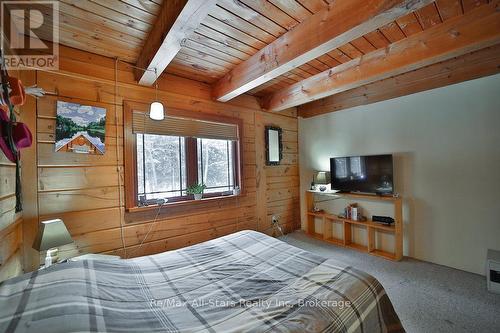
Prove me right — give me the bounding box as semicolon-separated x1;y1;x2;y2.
132;111;239;141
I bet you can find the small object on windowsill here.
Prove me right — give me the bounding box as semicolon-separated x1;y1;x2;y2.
138;197;168;207
186;183;206;200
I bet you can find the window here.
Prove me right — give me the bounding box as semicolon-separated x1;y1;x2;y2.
124;101;242;209
197;138;235;194
136;134;186;201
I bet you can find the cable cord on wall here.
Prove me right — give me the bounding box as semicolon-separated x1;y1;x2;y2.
126;200;165;259
114;58;127;259
112;58;160;259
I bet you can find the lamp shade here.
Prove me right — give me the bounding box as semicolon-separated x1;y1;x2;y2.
314;171;330;184
149;101;164;120
32;219;73;251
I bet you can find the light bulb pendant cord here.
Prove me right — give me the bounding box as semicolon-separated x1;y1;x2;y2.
149;67;165;121
154;68;158;101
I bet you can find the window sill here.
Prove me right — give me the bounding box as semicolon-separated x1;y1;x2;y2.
126;194;244;213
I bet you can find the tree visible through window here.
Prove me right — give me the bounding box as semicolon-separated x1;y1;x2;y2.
197;138;235;194
136;134;186;201
136;135;237;202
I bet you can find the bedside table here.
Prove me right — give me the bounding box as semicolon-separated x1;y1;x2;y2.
70;253;121;261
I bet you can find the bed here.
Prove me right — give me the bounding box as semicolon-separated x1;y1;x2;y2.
0;230;404;332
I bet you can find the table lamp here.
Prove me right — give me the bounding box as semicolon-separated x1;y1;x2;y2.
314;171;331;191
32;219;73;267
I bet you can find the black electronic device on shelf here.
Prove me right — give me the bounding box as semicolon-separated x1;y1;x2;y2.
372;215;395;225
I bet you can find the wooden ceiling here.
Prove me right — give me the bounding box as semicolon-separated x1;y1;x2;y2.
31;0;162;62
173;0;455;91
15;0;500;114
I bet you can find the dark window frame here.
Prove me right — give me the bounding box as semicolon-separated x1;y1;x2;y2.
136;134;238;204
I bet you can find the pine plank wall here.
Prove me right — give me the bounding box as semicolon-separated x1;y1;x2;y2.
0;34;24;281
0;150;23;281
2;46;300;276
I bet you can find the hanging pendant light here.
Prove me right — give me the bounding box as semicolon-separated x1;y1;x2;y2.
149;68;164;120
149;101;164;120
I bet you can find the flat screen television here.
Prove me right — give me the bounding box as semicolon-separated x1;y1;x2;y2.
330;154;394;194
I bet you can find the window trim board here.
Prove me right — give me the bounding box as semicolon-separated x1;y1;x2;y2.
126;193;245;213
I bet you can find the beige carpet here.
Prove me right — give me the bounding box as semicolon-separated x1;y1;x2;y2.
281;231;500;333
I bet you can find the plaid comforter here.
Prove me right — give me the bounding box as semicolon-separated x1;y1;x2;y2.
0;230;404;332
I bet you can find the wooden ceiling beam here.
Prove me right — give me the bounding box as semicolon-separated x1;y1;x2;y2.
212;0;434;102
135;0;217;85
263;0;500;111
298;44;500;117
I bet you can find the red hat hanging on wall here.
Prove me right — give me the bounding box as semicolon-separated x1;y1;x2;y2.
0;105;32;162
0;75;32;162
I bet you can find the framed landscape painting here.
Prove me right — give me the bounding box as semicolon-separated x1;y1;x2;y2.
55;101;107;155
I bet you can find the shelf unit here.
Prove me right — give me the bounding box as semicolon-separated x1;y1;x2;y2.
305;191;403;261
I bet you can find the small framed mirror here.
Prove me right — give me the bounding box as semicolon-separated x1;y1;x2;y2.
265;126;283;166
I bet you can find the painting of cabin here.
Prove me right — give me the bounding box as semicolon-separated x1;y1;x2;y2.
55;101;106;155
55;131;105;154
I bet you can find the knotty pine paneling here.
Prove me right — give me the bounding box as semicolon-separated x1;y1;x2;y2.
0;134;23;283
0;93;23;282
0;166;16;198
24;46;299;264
0;248;23;282
0;196;17;230
38;166;121;191
0;214;23;282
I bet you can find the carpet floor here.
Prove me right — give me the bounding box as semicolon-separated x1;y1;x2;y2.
281;231;500;333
